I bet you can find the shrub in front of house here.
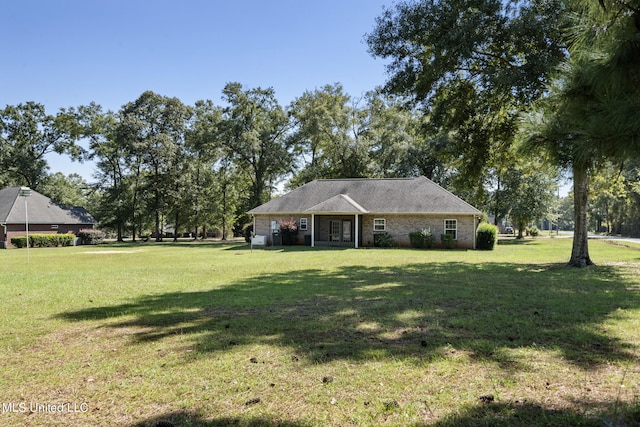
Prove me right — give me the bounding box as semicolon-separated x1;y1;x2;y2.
374;232;394;247
11;237;27;248
78;229;105;245
440;233;455;249
243;223;254;243
11;234;75;248
409;228;434;249
409;232;422;248
476;223;498;250
279;219;299;245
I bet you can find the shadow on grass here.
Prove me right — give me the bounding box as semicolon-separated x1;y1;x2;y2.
496;238;540;246
125;401;640;427
97;239;248;250
56;258;640;369
421;400;640;427
127;411;313;427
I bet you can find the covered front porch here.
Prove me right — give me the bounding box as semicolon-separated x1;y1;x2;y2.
305;193;369;248
309;214;362;248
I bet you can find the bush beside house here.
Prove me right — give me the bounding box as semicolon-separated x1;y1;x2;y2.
279;219;299;245
374;232;394;247
440;233;455;249
476;223;498;250
409;228;435;249
77;229;106;245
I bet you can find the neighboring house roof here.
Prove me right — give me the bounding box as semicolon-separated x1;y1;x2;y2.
248;177;481;215
0;186;96;225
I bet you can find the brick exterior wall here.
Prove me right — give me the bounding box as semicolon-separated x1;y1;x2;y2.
361;214;477;249
253;215;312;246
253;214;478;249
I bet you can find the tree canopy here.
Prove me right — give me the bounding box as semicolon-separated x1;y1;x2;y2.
522;0;640;266
0;102;86;189
366;0;568;203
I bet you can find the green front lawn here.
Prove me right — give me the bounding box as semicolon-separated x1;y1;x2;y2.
1;238;639;426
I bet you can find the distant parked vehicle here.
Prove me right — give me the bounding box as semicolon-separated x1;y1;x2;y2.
504;226;514;234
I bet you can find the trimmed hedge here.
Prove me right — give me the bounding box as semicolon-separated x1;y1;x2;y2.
374;232;394;247
476;223;498;250
440;233;455;249
11;234;75;248
409;228;435;249
77;229;105;245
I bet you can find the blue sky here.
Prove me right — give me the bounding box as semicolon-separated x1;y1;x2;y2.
2;0;392;181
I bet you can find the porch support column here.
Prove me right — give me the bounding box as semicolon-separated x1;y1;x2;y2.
355;214;359;248
311;214;315;247
473;215;478;249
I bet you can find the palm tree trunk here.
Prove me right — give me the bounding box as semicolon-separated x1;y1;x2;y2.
568;162;593;267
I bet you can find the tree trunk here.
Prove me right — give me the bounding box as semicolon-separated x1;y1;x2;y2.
222;181;227;241
131;162;141;242
193;167;200;241
568;162;594;267
173;210;179;242
155;203;162;242
494;176;500;226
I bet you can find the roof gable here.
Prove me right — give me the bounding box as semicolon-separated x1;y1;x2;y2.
0;187;96;225
305;194;368;213
249;177;481;215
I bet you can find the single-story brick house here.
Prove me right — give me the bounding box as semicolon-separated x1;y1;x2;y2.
248;177;482;249
0;186;96;248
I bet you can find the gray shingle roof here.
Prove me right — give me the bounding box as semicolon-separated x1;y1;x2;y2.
249;177;481;215
0;186;96;225
305;194;368;213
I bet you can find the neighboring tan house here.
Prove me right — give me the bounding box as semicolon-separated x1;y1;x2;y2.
0;186;96;248
248;176;482;249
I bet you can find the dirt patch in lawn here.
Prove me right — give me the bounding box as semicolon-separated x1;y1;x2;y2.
82;249;146;254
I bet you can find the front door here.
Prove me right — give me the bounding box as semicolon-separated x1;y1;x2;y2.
329;219;352;245
342;220;352;242
329;220;341;242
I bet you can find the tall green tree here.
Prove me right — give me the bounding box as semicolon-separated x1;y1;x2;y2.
522;0;640;266
39;172;91;207
117;91;192;241
621;160;640;236
363;91;445;179
589;163;628;234
0;102;86;189
219;83;293;208
86;108;132;241
366;0;568;202
501;160;558;238
186;100;223;239
288;83;369;185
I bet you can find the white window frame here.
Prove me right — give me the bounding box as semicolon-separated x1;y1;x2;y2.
271;220;279;232
444;219;457;240
373;218;386;232
299;218;308;231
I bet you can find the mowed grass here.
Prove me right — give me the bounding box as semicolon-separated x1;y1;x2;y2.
1;238;639;426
